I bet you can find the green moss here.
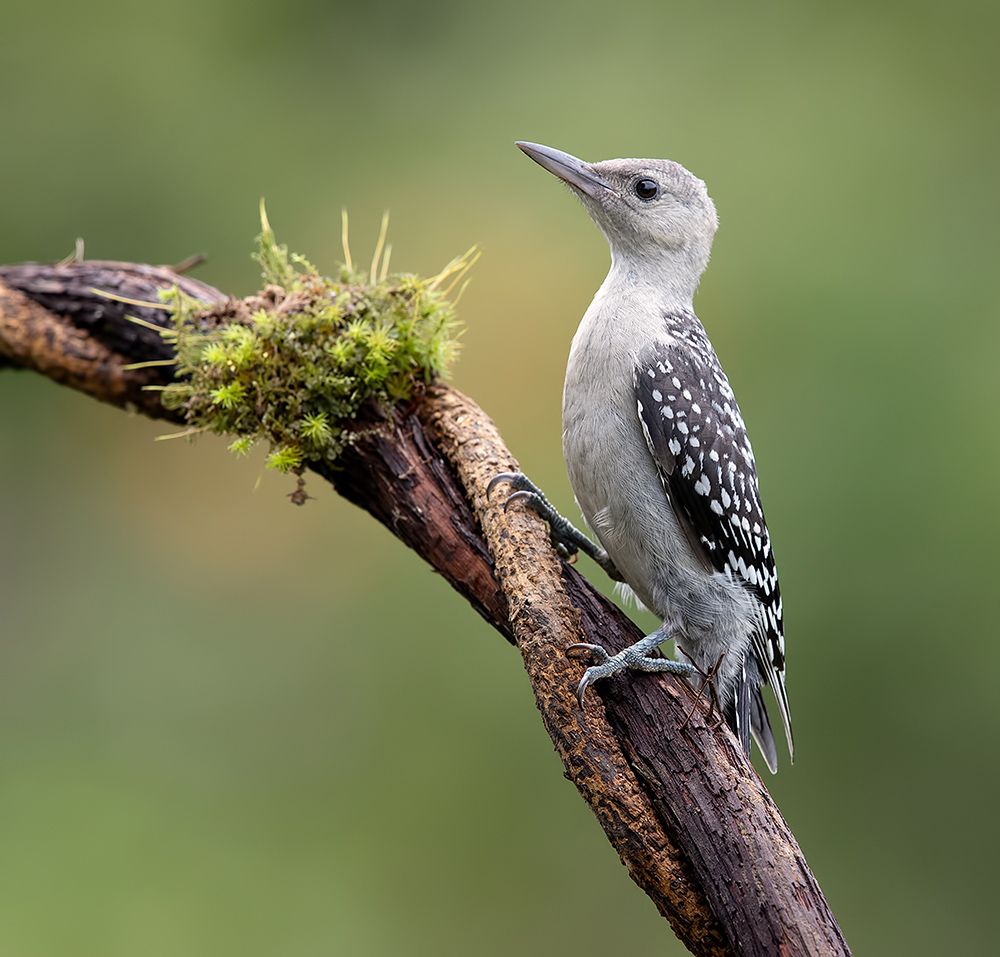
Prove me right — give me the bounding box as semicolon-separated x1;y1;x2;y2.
158;206;474;484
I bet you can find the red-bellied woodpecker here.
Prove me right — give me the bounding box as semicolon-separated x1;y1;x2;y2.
490;142;793;772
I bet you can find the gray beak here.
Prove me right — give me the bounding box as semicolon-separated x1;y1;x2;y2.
516;141;612;198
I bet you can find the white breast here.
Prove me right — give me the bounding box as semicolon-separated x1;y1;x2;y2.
561;276;706;617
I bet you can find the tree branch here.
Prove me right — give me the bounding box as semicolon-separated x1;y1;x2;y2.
0;261;850;957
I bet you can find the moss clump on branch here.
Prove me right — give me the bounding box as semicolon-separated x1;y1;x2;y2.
155;206;474;479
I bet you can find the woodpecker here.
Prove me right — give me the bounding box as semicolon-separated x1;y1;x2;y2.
491;142;793;771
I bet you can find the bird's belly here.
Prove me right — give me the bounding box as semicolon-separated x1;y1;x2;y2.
563;405;757;689
562;381;704;620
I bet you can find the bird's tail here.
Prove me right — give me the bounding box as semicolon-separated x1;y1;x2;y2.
728;654;778;774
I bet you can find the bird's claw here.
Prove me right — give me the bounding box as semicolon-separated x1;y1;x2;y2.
567;637;700;708
486;471;526;499
567;642;615;706
501;488;539;514
487;472;582;561
487;475;548;521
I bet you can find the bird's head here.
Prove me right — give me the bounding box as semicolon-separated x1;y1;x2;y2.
517;141;718;282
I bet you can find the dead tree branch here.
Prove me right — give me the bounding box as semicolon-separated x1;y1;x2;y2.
0;261;850;957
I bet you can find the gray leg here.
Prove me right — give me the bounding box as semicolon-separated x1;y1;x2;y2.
568;625;698;705
487;472;622;580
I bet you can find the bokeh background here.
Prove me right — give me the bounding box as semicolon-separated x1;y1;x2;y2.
2;1;998;954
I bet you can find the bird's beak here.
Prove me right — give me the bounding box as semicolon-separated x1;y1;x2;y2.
516;141;611;198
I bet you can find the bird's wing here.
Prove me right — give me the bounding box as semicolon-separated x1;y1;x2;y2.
633;330;793;762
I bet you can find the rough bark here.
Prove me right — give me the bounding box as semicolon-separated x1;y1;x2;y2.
0;261;850;957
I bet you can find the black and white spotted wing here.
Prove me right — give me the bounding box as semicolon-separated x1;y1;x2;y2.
633;311;792;756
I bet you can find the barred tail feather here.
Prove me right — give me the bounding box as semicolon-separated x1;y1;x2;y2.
748;661;779;775
729;655;779;774
750;631;795;770
730;659;753;758
771;667;794;763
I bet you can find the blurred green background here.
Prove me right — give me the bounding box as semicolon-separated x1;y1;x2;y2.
2;1;998;953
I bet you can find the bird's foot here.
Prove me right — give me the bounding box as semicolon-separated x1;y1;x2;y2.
566;632;699;706
487;471;581;560
487;471;620;577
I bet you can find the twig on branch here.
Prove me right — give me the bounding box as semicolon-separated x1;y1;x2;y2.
0;261;850;957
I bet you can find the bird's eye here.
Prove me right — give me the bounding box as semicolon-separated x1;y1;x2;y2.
633;178;660;200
